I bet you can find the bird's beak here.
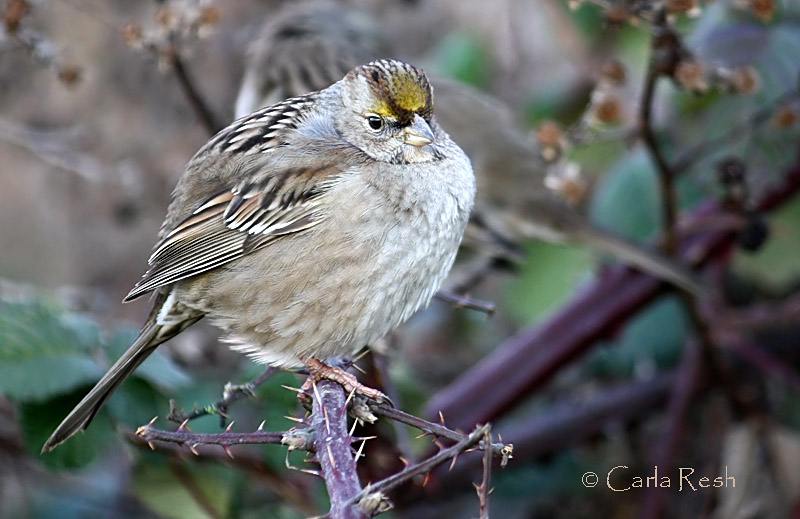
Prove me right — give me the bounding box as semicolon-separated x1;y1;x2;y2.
403;114;435;147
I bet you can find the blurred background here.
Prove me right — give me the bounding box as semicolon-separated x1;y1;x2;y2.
1;0;800;517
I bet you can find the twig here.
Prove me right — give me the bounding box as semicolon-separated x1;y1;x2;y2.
168;366;280;425
126;431;318;516
343;424;491;511
434;290;496;315
135;420;286;450
370;403;510;460
672;89;800;175
312;379;368;519
164;39;221;136
639;17;680;254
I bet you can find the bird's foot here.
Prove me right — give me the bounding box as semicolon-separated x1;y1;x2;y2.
302;357;392;405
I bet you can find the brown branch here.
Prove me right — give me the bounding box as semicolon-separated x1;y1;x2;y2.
639;17;680;254
164;40;221;136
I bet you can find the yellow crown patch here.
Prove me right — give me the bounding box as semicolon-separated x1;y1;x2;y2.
356;60;433;123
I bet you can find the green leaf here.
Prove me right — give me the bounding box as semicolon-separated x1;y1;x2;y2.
588;295;689;378
588;147;662;243
22;393;117;470
0;300;104;401
505;241;594;325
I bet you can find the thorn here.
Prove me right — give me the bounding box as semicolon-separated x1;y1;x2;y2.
222;445;234;459
498;433;503;443
439;411;445;426
189;443;199;456
351;363;366;375
415;432;429;440
178;419;192;432
353;349;370;362
349;418;358;437
281;384;303;393
345;388;357;407
311;379;322;403
149;416;158;426
434;439;445;450
449;454;459;471
257;420;266;431
422;472;431;487
326;444;335;470
323;406;331;435
147;441;155;451
399;456;410;468
225;421;235;433
284;415;306;423
355;439;367;460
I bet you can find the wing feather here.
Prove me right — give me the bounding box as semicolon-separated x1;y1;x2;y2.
125;165;342;301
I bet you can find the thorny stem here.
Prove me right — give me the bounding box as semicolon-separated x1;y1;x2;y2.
312;379;368;519
168;366;280;425
126;430;319;516
136;421;286;450
477;429;493;519
370;403;510;460
343;424;492;512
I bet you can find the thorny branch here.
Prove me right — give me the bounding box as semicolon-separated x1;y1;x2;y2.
168;366;280;425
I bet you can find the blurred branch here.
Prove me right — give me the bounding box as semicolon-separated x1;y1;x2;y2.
426;144;800;431
163;40;222;136
0;116;140;188
639;17;680;254
434;291;496;315
638;339;703;519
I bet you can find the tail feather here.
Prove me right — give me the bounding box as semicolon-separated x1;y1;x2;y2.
42;295;201;453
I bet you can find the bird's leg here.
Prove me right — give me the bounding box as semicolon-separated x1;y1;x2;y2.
301;357;391;405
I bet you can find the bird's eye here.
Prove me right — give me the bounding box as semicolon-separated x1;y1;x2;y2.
367;115;384;131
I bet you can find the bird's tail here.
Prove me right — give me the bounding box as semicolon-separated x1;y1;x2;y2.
42;294;200;452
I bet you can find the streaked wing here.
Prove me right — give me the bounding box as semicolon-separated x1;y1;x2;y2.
125;165;341;301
